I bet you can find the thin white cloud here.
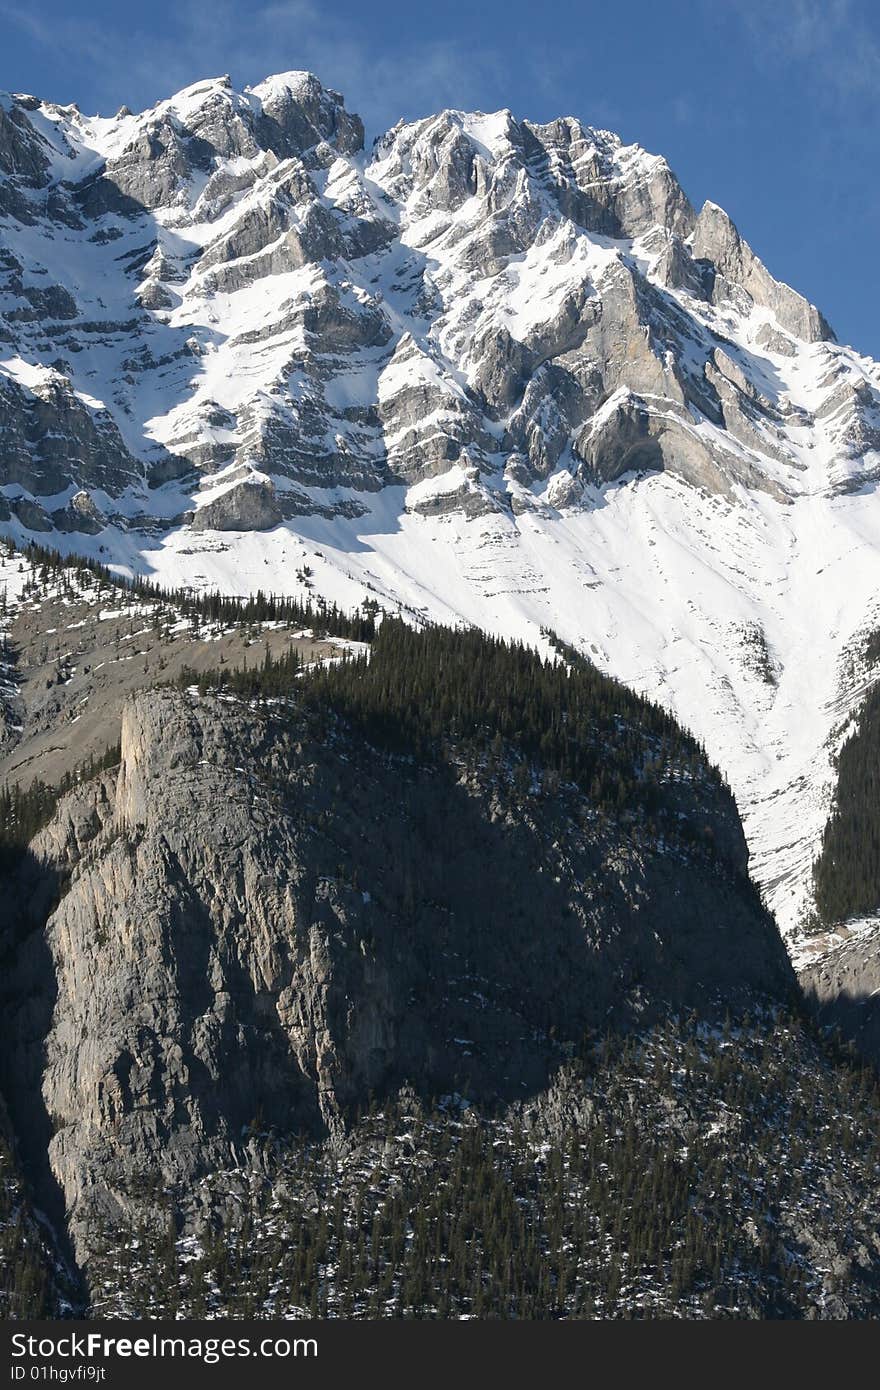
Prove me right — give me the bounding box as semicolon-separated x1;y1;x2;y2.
0;0;516;136
723;0;880;103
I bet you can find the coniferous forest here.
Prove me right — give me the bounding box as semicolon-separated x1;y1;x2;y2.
813;683;880;925
10;538;378;643
179;617;729;861
80;1014;880;1321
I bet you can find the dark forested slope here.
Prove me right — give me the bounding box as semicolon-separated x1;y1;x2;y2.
1;614;879;1318
813;682;880;926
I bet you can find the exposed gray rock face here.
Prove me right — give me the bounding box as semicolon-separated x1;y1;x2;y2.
73;74;363;222
527;116;694;240
0;248;78;324
578;393;665;482
576;390;790;501
0;71;863;538
407;470;505;517
800;925;880;1070
1;686;793;1268
0;368;142;498
755;322;797;356
136;278;174;310
705;353;796;470
251;72;364;160
9;497;52;531
182;82;260;163
98;118;205;212
197;165;342;281
0;102;50;184
690;201;833;344
51;490;106;534
191;475;281;531
379;334;494;483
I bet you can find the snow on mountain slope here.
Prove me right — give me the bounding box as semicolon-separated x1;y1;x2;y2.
1;72;879;948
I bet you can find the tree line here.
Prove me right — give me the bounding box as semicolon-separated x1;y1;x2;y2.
813;682;880;925
3;538;377;643
182;618;726;844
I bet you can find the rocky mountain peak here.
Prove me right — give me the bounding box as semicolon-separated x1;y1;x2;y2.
689;199;833;344
1;71;879;945
247;70;364;157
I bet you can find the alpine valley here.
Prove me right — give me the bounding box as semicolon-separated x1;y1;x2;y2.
2;70;880;1320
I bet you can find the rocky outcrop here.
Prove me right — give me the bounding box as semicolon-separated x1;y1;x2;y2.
0;101;50;185
690;201;833;344
0;247;78;323
71;73;363;221
191;474;281;531
249;72;364;160
51;489;107;534
0;368;142;497
523;116;694;241
800;924;880;1070
1;683;793;1268
0;70;866;541
576;389;791;500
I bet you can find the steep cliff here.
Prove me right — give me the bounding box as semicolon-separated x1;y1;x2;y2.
0;620;794;1278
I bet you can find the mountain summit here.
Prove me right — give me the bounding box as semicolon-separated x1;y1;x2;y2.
1;72;879;944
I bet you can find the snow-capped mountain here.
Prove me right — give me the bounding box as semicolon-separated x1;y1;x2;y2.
2;70;879;948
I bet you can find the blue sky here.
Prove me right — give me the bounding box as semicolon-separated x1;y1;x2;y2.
2;0;878;356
